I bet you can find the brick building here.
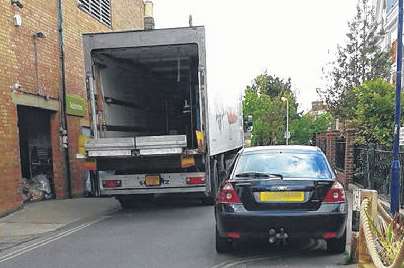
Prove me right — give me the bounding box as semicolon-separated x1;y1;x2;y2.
0;0;145;216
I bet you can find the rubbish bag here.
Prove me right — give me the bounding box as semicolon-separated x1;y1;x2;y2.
20;174;54;201
21;178;32;202
32;174;52;194
85;171;93;197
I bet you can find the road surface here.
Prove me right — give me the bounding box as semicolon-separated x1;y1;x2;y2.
0;196;354;268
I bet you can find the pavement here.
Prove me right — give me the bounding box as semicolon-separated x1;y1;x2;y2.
0;198;120;252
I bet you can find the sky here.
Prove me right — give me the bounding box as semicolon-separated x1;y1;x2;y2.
153;0;358;112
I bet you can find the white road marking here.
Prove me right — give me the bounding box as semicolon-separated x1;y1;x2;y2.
210;239;323;268
0;217;108;264
210;255;282;268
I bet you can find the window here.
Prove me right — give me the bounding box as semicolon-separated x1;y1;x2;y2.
78;0;111;27
234;152;333;179
387;0;397;14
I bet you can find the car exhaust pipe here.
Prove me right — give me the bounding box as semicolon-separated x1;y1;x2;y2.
268;228;288;245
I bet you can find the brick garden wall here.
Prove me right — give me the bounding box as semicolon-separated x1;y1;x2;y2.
315;129;356;185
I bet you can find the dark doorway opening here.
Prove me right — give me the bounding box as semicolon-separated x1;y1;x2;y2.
17;106;55;200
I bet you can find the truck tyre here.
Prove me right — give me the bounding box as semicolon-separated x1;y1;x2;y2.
326;229;346;254
117;198;134;209
117;195;154;209
202;158;218;206
216;228;233;254
201;196;215;205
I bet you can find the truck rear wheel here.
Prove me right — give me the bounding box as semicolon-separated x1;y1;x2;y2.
202;158;218;206
201;196;215;205
116;195;154;209
117;198;134;209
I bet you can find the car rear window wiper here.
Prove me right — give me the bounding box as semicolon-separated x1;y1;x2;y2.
234;172;283;180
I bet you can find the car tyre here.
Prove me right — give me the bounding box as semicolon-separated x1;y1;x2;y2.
327;229;346;254
216;229;233;254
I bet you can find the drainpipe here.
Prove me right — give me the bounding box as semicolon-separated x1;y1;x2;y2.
144;1;155;30
57;0;72;199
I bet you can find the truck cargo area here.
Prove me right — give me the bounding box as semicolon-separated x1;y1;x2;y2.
89;43;202;156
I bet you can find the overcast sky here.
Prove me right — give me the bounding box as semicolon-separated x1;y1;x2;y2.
153;0;357;111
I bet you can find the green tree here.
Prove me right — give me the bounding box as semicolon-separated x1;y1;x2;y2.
352;79;401;145
321;0;391;119
290;113;333;145
243;72;298;145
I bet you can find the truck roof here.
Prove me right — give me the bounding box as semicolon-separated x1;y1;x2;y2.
82;26;205;36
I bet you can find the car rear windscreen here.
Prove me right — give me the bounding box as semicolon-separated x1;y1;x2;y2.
234;151;333;179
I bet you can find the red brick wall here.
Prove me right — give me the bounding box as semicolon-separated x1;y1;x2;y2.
0;1;62;215
0;3;18;215
0;0;145;215
316;129;356;186
326;131;339;168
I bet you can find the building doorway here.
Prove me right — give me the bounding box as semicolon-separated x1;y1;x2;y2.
17;106;55;201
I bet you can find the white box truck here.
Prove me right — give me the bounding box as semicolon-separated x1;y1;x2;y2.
83;26;244;207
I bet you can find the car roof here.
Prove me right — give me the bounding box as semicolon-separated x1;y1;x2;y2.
241;145;322;154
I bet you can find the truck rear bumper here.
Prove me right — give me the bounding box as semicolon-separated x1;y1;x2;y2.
98;172;209;196
101;186;207;196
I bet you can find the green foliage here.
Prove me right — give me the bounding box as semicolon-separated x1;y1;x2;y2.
243;72;297;145
290;112;333;145
243;71;332;146
250;73;292;98
321;0;391;119
366;210;404;266
351;79;401;145
243;88;285;145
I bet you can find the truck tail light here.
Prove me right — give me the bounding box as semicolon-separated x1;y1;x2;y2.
186;176;206;185
102;180;122;188
216;182;241;204
323;181;345;203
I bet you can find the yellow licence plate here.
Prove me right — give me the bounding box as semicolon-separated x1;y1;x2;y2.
259;191;304;202
145;175;161;186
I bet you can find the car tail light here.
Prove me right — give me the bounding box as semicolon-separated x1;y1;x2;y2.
323;181;345;203
102;180;122;188
216;182;241;204
224;232;240;239
186;176;206;185
323;232;337;239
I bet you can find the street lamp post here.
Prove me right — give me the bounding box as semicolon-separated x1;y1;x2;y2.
391;0;403;215
281;97;289;145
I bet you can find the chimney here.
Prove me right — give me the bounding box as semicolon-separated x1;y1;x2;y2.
144;1;155;30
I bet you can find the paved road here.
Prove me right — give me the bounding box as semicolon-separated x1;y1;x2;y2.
0;196;354;268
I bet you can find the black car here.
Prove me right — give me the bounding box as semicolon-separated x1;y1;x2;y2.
215;145;347;253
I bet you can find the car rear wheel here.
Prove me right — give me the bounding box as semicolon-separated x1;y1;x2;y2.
216;229;233;254
327;229;346;254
